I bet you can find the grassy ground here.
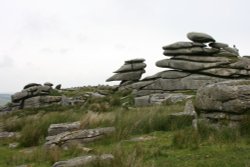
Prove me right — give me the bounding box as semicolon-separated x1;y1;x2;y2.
0;88;250;167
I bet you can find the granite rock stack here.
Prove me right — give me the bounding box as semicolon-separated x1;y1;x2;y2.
106;58;146;86
123;32;250;98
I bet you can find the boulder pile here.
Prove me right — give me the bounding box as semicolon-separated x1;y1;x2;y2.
195;80;250;128
10;82;62;110
106;58;146;86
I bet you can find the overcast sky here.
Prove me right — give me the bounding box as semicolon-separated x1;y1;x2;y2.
0;0;250;93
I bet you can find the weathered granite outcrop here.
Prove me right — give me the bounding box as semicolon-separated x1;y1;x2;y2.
194;80;250;127
107;32;250;106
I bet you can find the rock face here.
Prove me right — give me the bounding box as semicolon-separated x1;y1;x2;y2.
106;58;146;85
195;80;250;127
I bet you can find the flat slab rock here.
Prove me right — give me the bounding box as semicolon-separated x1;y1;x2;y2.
162;41;205;50
125;58;145;64
163;47;219;56
209;42;229;49
48;121;81;136
195;80;250;114
114;63;146;73
106;70;145;82
45;127;115;147
172;55;232;63
52;154;114;167
187;32;215;43
156;59;228;71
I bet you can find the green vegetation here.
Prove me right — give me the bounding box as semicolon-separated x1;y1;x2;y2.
0;87;249;167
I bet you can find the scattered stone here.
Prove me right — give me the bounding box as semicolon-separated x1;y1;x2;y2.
128;136;156;142
9;142;19;149
52;154;114;167
0;131;19;139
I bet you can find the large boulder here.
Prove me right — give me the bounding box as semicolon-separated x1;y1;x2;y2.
187;32;215;43
195;80;250;114
23;96;62;109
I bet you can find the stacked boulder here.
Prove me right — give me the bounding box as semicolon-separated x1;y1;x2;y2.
195;80;250;128
122;32;250;97
106;58;146;86
10;82;62;110
105;32;250;106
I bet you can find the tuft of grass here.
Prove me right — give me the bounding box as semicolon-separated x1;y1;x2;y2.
19;111;79;147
